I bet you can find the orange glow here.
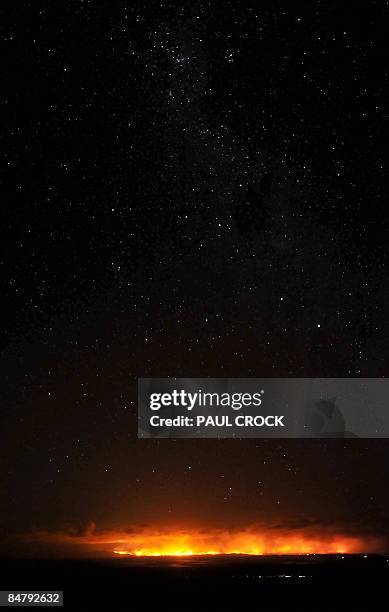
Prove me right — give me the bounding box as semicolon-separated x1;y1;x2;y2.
109;529;363;557
23;524;380;558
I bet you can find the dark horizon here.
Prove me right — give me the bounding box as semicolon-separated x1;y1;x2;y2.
1;553;388;610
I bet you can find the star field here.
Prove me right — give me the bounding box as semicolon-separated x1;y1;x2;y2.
1;1;388;548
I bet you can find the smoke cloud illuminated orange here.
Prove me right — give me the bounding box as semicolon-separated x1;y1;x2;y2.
23;524;382;558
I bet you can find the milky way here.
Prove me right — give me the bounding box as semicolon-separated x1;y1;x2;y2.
1;2;388;554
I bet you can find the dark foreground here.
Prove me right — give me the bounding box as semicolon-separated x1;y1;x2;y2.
0;554;388;611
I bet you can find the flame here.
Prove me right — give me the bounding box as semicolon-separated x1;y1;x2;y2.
23;524;380;558
109;529;363;557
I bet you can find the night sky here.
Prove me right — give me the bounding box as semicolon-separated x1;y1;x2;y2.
1;1;389;553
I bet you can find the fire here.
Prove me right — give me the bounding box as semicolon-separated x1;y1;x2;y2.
109;529;363;557
23;524;379;557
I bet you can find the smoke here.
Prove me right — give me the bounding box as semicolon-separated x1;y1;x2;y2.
21;521;385;557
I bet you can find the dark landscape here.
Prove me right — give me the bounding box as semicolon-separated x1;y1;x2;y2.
1;554;388;610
